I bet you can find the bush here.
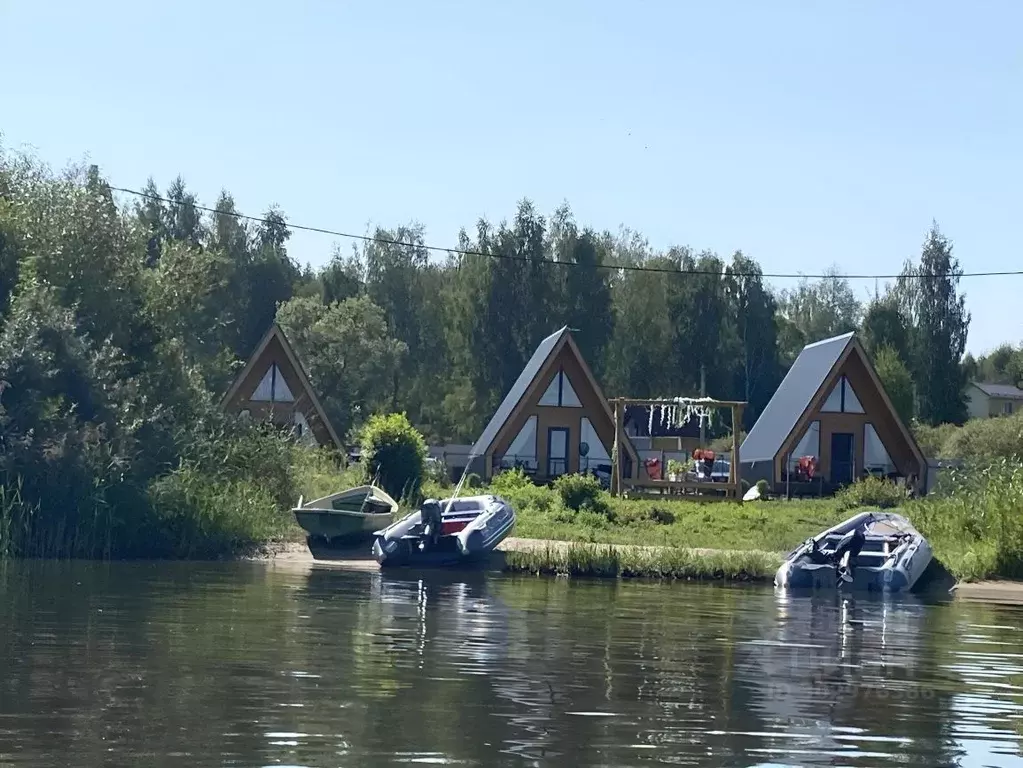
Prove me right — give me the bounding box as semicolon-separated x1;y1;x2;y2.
909;458;1023;580
359;413;428;502
424;457;451;489
942;412;1023;462
490;467;534;492
147;467;290;559
912;413;1023;462
835;475;905;511
553;473;605;512
755;479;770;497
647;505;676;525
490;469;557;517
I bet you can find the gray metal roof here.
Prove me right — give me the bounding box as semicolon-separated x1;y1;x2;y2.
471;326;570;457
971;382;1023;399
740;332;854;463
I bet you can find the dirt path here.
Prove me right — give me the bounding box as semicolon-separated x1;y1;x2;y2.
951;580;1023;605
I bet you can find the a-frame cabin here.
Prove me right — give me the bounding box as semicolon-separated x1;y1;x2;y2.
220;323;342;451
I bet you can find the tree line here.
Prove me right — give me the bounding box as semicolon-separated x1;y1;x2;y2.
0;148;981;468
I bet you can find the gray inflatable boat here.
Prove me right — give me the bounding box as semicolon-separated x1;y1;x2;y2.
775;510;932;593
371;494;516;569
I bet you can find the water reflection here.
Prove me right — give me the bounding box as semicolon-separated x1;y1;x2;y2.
0;561;1021;766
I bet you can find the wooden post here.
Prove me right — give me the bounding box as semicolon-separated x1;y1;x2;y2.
731;405;743;500
609;396;617;499
699;365;707;447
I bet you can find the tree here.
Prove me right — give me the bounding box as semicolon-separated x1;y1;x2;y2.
359;412;428;501
321;247;364;304
556;226;614;378
723;251;780;425
911;223;970;425
861;295;911;363
275;295;407;440
601;231;675;398
967;343;1023;387
362;224;436;417
873;345;915;425
778;267;863;345
665;249;729;396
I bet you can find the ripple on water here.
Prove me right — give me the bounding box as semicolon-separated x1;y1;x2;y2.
1;564;1022;766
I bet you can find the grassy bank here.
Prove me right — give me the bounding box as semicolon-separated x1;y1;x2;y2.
907;459;1023;582
481;469;849;552
502;542;781;581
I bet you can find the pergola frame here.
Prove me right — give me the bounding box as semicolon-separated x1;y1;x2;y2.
610;397;746;500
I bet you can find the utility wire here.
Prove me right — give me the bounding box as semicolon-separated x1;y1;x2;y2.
109;185;1008;281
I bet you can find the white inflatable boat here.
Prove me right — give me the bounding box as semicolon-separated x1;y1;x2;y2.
775;510;932;593
371;494;516;568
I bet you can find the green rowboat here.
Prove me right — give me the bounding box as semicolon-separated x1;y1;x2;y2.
293;485;399;546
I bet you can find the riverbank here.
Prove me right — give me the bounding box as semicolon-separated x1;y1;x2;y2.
257;537;781;581
256;537;1023;602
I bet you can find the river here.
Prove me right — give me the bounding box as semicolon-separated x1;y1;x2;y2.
0;560;1021;767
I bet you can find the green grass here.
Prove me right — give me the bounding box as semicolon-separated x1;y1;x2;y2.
907;459;1023;582
486;469;847;553
503;542;781;581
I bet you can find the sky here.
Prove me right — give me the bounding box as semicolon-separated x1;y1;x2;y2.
2;1;1020;355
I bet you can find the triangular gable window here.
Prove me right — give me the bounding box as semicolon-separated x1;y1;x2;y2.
293;410;318;447
864;423;894;473
538;369;582;407
820;375;864;414
579;417;611;468
787;420;820;472
502;415;538;471
251;363;295;403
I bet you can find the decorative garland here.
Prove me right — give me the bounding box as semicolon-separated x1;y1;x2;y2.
646;397;717;434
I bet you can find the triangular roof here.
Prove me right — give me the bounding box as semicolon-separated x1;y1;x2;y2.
740;332;925;469
471;327;639;467
220;323;343;451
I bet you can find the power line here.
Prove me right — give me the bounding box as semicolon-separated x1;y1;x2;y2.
108;185;1010;281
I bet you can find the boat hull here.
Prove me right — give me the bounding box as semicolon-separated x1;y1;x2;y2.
774;510;932;593
372;494;516;569
294;509;394;543
293;485;399;545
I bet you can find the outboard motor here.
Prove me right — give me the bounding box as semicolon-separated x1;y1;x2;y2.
831;524;866;584
420;498;443;550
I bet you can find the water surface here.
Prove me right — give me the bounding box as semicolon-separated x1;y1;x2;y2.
1;561;1021;767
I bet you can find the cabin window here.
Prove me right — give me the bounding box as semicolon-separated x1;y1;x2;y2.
1004;401;1014;415
820;375;864;414
538;368;582;407
863;423;895;474
251;363;295;403
293;410;318;447
786;420;820;473
501;415;538;472
579;417;612;472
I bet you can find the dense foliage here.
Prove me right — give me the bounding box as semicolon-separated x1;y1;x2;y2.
359;412;428;502
0;145;994;558
913;409;1023;463
910;459;1023;580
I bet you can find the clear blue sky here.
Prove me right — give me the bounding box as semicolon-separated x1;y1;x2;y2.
2;1;1019;355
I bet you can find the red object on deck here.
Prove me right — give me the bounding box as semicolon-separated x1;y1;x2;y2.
644;457;662;480
796;455;818;481
692;448;716;462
